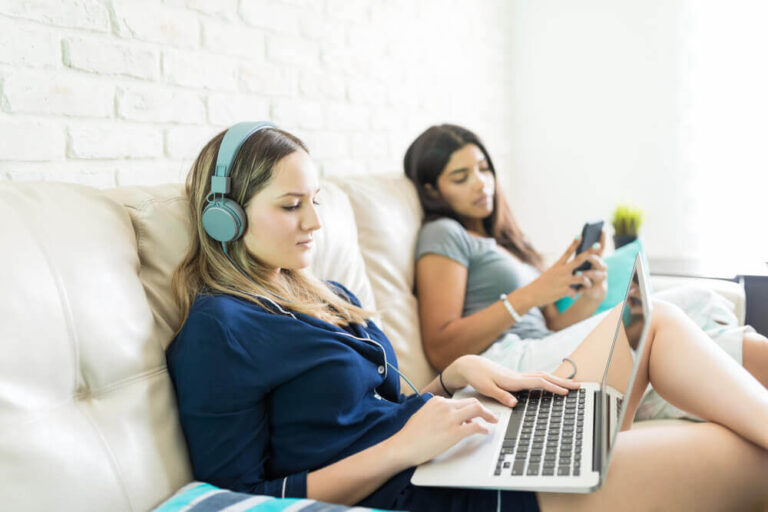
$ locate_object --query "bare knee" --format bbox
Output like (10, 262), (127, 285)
(743, 331), (768, 389)
(650, 297), (684, 319)
(743, 331), (768, 361)
(744, 331), (768, 346)
(648, 298), (688, 338)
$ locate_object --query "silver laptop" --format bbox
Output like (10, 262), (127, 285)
(412, 254), (652, 493)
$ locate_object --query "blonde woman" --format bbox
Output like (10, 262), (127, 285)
(167, 122), (768, 512)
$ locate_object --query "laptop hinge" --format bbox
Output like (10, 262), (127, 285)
(592, 390), (602, 474)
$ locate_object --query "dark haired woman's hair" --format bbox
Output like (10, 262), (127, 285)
(404, 123), (544, 269)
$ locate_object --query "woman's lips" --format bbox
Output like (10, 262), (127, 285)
(297, 239), (314, 248)
(473, 195), (492, 206)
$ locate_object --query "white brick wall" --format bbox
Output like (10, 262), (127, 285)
(0, 18), (60, 67)
(0, 120), (65, 161)
(0, 0), (515, 187)
(68, 124), (164, 159)
(2, 70), (114, 117)
(63, 36), (159, 80)
(0, 0), (110, 32)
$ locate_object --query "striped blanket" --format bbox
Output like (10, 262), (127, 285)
(153, 481), (399, 512)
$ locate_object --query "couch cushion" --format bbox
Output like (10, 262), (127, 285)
(312, 180), (377, 310)
(651, 276), (746, 326)
(103, 184), (193, 350)
(104, 180), (376, 349)
(0, 182), (191, 511)
(330, 175), (435, 391)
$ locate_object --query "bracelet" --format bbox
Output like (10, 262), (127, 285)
(439, 371), (453, 397)
(500, 293), (523, 323)
(562, 357), (578, 379)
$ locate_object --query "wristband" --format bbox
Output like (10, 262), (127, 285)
(562, 357), (578, 379)
(500, 293), (523, 323)
(439, 371), (453, 397)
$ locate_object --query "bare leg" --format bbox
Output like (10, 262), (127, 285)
(551, 299), (768, 447)
(537, 300), (768, 511)
(641, 300), (768, 448)
(744, 331), (768, 388)
(537, 422), (768, 512)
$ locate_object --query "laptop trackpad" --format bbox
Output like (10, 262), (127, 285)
(412, 390), (508, 486)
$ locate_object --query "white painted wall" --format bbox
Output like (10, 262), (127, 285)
(0, 0), (515, 188)
(684, 0), (768, 267)
(3, 1), (763, 265)
(504, 0), (692, 260)
(504, 0), (768, 265)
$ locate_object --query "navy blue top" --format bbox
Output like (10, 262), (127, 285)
(167, 282), (540, 511)
(166, 282), (429, 500)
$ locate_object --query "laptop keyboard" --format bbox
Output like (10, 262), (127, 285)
(495, 388), (586, 477)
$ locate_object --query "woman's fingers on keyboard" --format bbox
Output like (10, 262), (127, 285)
(543, 373), (581, 389)
(454, 400), (498, 424)
(534, 378), (569, 395)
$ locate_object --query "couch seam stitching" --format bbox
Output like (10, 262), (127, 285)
(76, 365), (168, 400)
(12, 192), (85, 404)
(75, 401), (136, 512)
(72, 367), (170, 512)
(10, 189), (134, 510)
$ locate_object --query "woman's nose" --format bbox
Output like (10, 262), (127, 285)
(301, 202), (322, 232)
(471, 170), (486, 190)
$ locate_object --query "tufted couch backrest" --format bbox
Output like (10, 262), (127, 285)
(0, 175), (434, 511)
(0, 182), (192, 511)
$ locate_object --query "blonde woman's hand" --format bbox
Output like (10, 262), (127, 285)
(389, 395), (499, 467)
(445, 355), (581, 408)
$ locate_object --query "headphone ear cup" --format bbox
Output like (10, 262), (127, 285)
(202, 198), (247, 242)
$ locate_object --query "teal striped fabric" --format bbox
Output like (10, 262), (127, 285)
(153, 481), (400, 512)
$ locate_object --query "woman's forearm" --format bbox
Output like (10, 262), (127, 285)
(546, 294), (601, 331)
(420, 356), (470, 395)
(422, 288), (537, 370)
(306, 436), (411, 506)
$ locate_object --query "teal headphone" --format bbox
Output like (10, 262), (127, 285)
(202, 121), (277, 243)
(201, 120), (295, 306)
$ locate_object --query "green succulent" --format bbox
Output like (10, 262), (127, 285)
(611, 204), (643, 237)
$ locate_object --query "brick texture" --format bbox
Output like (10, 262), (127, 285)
(0, 0), (514, 188)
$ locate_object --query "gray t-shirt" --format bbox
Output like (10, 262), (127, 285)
(415, 218), (552, 340)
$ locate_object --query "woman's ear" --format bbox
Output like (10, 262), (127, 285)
(424, 183), (440, 199)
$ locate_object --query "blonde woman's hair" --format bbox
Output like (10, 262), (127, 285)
(172, 126), (372, 332)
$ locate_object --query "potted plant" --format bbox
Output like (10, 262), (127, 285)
(611, 203), (643, 249)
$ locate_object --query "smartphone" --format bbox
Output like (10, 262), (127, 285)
(571, 220), (604, 290)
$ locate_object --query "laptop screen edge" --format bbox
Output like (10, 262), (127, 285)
(598, 254), (654, 483)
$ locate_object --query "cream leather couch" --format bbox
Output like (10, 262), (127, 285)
(0, 176), (745, 511)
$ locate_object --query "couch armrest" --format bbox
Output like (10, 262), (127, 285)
(649, 276), (746, 326)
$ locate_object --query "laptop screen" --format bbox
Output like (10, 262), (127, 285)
(600, 255), (652, 469)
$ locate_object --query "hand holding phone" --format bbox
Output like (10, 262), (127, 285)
(571, 220), (604, 290)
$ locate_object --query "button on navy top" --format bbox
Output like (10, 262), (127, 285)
(166, 282), (429, 499)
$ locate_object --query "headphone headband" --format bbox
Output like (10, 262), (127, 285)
(210, 121), (277, 194)
(203, 121), (277, 243)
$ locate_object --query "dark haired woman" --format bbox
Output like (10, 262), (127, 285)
(405, 124), (768, 420)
